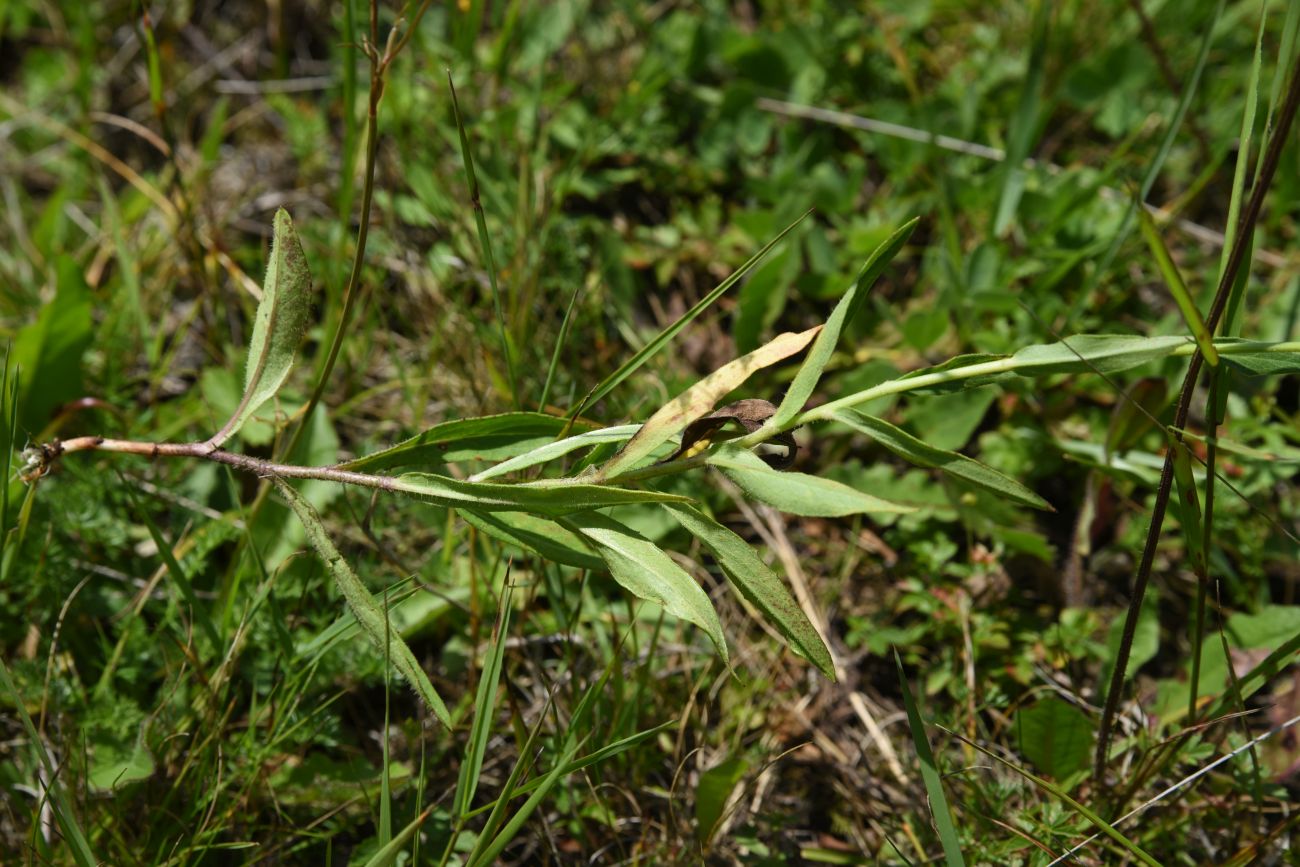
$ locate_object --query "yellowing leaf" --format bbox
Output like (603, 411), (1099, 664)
(598, 326), (821, 479)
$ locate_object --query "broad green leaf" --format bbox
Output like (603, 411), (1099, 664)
(695, 756), (749, 846)
(771, 218), (918, 429)
(276, 480), (451, 727)
(1216, 338), (1300, 376)
(471, 424), (638, 481)
(209, 209), (313, 447)
(895, 651), (965, 867)
(565, 511), (727, 661)
(6, 256), (91, 454)
(834, 411), (1051, 511)
(392, 473), (690, 513)
(666, 504), (834, 678)
(341, 412), (586, 473)
(87, 734), (155, 792)
(708, 445), (913, 517)
(570, 210), (812, 420)
(458, 509), (604, 571)
(1015, 698), (1093, 781)
(1135, 204), (1218, 365)
(599, 326), (821, 479)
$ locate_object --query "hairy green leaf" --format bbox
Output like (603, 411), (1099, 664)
(772, 218), (918, 428)
(393, 473), (690, 513)
(565, 511), (727, 661)
(276, 480), (451, 727)
(835, 411), (1051, 511)
(341, 412), (586, 473)
(472, 424), (639, 481)
(708, 445), (913, 517)
(458, 509), (604, 571)
(666, 504), (834, 678)
(209, 209), (313, 447)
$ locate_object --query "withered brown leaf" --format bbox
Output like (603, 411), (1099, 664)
(666, 398), (797, 469)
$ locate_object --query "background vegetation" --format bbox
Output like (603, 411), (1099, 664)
(3, 0), (1300, 863)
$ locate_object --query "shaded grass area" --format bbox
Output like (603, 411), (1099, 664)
(3, 1), (1300, 863)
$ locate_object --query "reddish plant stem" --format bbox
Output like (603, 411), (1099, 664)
(1093, 57), (1300, 784)
(51, 436), (401, 492)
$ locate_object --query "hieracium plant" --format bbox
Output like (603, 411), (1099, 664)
(20, 203), (1300, 738)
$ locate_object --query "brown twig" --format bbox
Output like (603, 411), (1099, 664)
(27, 436), (403, 493)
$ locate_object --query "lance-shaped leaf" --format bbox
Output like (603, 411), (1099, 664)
(564, 511), (727, 662)
(458, 509), (604, 571)
(341, 412), (588, 473)
(666, 503), (834, 678)
(598, 326), (821, 480)
(276, 480), (451, 727)
(708, 444), (913, 517)
(471, 424), (639, 481)
(834, 411), (1052, 511)
(1136, 203), (1218, 366)
(209, 209), (313, 448)
(392, 472), (690, 514)
(771, 218), (918, 428)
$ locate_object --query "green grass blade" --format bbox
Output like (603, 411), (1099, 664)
(448, 71), (518, 408)
(467, 738), (583, 867)
(362, 807), (431, 867)
(276, 479), (452, 727)
(568, 209), (813, 421)
(894, 649), (965, 867)
(1082, 0), (1224, 298)
(123, 483), (221, 651)
(992, 0), (1050, 235)
(947, 728), (1161, 867)
(1135, 203), (1218, 365)
(539, 280), (583, 411)
(0, 657), (98, 867)
(666, 503), (835, 678)
(454, 577), (514, 819)
(771, 218), (917, 429)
